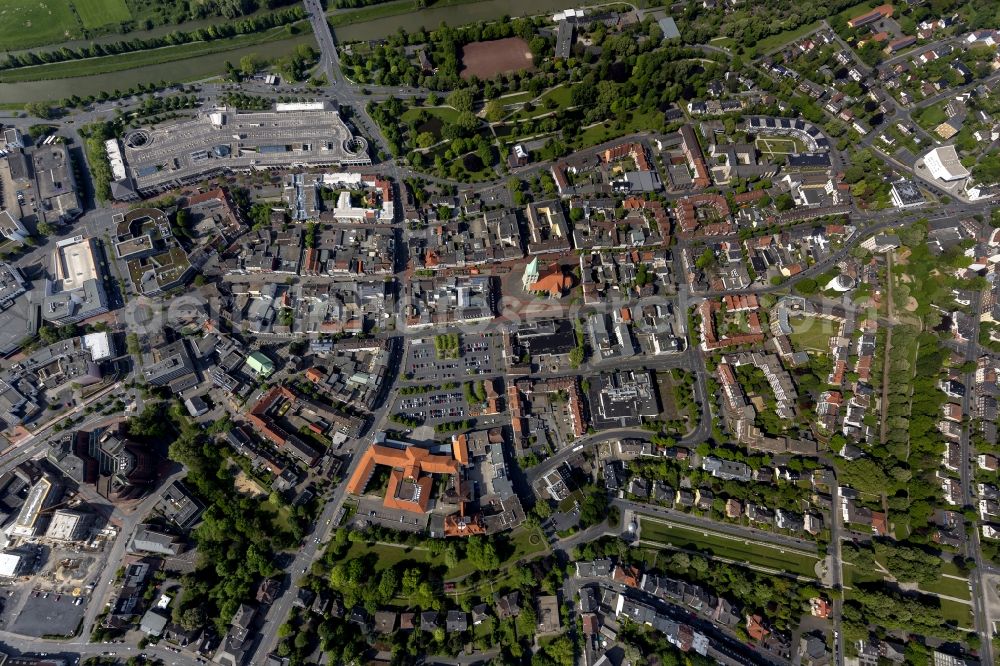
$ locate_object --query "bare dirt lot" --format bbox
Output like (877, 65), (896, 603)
(234, 470), (267, 497)
(460, 37), (535, 80)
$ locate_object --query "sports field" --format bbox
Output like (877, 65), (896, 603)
(0, 1), (80, 50)
(756, 135), (808, 156)
(460, 37), (535, 80)
(74, 0), (132, 29)
(0, 0), (132, 50)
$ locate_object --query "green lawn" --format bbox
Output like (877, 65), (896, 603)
(709, 36), (735, 50)
(919, 575), (972, 601)
(940, 560), (966, 577)
(787, 315), (840, 352)
(842, 563), (883, 588)
(755, 20), (823, 53)
(328, 0), (484, 27)
(539, 85), (572, 108)
(639, 517), (821, 578)
(499, 90), (534, 106)
(756, 135), (808, 156)
(938, 597), (973, 627)
(346, 540), (469, 574)
(267, 503), (298, 539)
(401, 105), (462, 125)
(0, 24), (308, 82)
(0, 0), (81, 50)
(507, 524), (548, 561)
(297, 426), (331, 450)
(330, 0), (423, 28)
(885, 123), (923, 155)
(916, 103), (948, 131)
(338, 526), (545, 607)
(517, 85), (572, 119)
(74, 0), (131, 29)
(574, 109), (664, 150)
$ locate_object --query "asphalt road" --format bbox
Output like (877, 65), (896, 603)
(0, 636), (201, 666)
(958, 291), (994, 665)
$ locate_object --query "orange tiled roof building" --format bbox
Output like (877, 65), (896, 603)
(346, 437), (494, 536)
(522, 257), (572, 298)
(346, 443), (461, 514)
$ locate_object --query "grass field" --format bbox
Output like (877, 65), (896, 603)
(0, 1), (81, 50)
(709, 36), (735, 50)
(938, 597), (973, 627)
(756, 136), (807, 156)
(499, 90), (533, 106)
(0, 24), (305, 82)
(330, 0), (423, 27)
(918, 575), (972, 601)
(884, 123), (923, 155)
(541, 85), (571, 106)
(755, 20), (823, 54)
(401, 105), (462, 125)
(74, 0), (132, 29)
(639, 517), (821, 578)
(574, 109), (664, 150)
(266, 503), (297, 537)
(328, 0), (485, 28)
(915, 103), (948, 132)
(507, 523), (548, 561)
(842, 563), (883, 588)
(516, 84), (571, 118)
(787, 315), (840, 352)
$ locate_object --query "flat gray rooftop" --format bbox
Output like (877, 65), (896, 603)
(121, 107), (370, 193)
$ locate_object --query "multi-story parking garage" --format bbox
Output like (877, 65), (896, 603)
(106, 101), (371, 200)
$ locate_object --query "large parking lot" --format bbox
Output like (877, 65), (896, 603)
(395, 390), (468, 426)
(404, 333), (502, 383)
(9, 590), (87, 637)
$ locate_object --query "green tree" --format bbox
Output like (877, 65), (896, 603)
(447, 88), (474, 113)
(793, 277), (818, 296)
(25, 102), (54, 119)
(239, 53), (258, 76)
(466, 536), (500, 571)
(485, 98), (505, 122)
